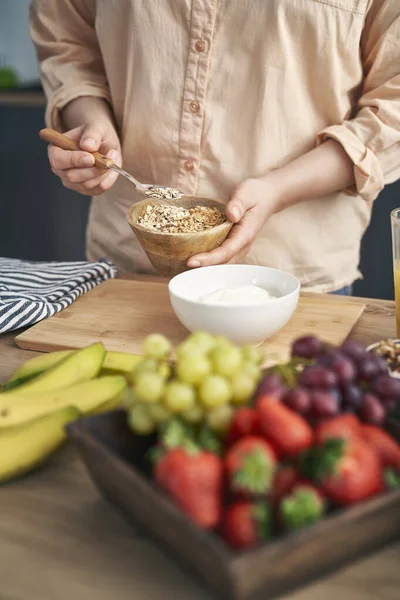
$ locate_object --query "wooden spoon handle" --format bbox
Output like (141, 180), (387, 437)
(39, 128), (114, 169)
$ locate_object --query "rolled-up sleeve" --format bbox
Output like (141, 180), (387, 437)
(30, 0), (110, 130)
(317, 2), (400, 202)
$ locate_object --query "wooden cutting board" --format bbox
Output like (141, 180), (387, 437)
(15, 279), (365, 365)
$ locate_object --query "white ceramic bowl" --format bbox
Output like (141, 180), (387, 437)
(168, 265), (300, 346)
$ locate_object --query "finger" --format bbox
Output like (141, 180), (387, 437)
(107, 149), (122, 167)
(81, 170), (119, 193)
(60, 170), (118, 195)
(226, 180), (258, 223)
(187, 219), (254, 267)
(59, 165), (108, 184)
(79, 122), (110, 152)
(49, 145), (95, 170)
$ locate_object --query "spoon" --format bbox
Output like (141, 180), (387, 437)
(39, 128), (184, 199)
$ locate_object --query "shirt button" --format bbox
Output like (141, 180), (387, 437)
(195, 39), (205, 53)
(184, 160), (194, 172)
(189, 101), (200, 113)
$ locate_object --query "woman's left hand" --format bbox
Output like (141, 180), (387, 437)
(187, 175), (282, 268)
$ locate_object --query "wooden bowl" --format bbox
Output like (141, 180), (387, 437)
(126, 197), (232, 278)
(67, 411), (400, 600)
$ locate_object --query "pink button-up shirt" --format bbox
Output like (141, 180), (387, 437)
(30, 0), (400, 291)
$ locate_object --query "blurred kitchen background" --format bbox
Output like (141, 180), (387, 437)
(0, 0), (399, 299)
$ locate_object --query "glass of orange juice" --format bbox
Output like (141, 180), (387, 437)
(391, 208), (400, 336)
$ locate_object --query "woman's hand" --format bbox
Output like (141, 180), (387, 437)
(48, 115), (122, 196)
(187, 139), (355, 268)
(187, 175), (282, 267)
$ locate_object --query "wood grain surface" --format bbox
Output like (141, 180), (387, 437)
(0, 274), (399, 600)
(14, 279), (365, 366)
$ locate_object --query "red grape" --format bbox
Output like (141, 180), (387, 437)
(310, 390), (340, 418)
(317, 348), (344, 366)
(341, 339), (367, 361)
(291, 335), (324, 359)
(299, 366), (337, 389)
(330, 355), (356, 386)
(357, 358), (380, 382)
(359, 393), (386, 426)
(342, 384), (363, 411)
(283, 387), (311, 414)
(383, 398), (398, 412)
(370, 354), (389, 376)
(371, 375), (400, 399)
(256, 373), (286, 399)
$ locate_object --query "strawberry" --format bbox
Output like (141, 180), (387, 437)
(299, 437), (383, 505)
(361, 424), (400, 469)
(154, 445), (222, 529)
(256, 395), (313, 458)
(226, 408), (261, 446)
(222, 501), (273, 550)
(314, 414), (362, 445)
(224, 435), (277, 496)
(279, 484), (325, 532)
(268, 465), (302, 505)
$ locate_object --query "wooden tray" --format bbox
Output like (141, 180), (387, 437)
(15, 280), (365, 366)
(67, 411), (400, 600)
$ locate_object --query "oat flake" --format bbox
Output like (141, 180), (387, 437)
(137, 204), (225, 233)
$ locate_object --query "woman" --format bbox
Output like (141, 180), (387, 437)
(30, 0), (400, 293)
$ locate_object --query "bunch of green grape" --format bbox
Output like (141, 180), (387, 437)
(125, 332), (263, 436)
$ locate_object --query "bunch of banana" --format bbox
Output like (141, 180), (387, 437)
(0, 343), (142, 484)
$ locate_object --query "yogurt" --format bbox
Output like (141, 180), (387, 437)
(199, 284), (277, 305)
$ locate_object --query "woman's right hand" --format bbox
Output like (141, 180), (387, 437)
(48, 121), (122, 195)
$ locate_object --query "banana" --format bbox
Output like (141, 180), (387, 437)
(5, 350), (72, 385)
(100, 350), (143, 376)
(0, 375), (127, 428)
(0, 405), (79, 484)
(1, 343), (106, 396)
(2, 348), (142, 391)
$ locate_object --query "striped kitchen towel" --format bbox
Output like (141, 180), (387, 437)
(0, 258), (117, 334)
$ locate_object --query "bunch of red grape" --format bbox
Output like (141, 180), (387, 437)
(256, 336), (400, 426)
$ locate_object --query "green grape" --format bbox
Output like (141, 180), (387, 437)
(213, 335), (233, 350)
(207, 405), (234, 433)
(164, 380), (196, 413)
(148, 403), (170, 424)
(121, 386), (138, 409)
(199, 375), (231, 409)
(134, 371), (165, 404)
(242, 361), (262, 382)
(128, 404), (155, 436)
(187, 331), (216, 354)
(158, 361), (171, 380)
(181, 404), (205, 424)
(231, 371), (257, 405)
(142, 333), (172, 360)
(131, 357), (159, 381)
(176, 340), (204, 360)
(241, 344), (263, 365)
(210, 346), (242, 378)
(176, 353), (211, 385)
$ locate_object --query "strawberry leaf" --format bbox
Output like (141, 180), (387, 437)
(299, 438), (345, 483)
(197, 424), (222, 455)
(281, 487), (324, 531)
(233, 449), (274, 494)
(384, 468), (400, 490)
(146, 444), (165, 464)
(252, 502), (273, 541)
(160, 418), (189, 449)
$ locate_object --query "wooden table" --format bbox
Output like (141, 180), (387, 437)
(0, 278), (399, 600)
